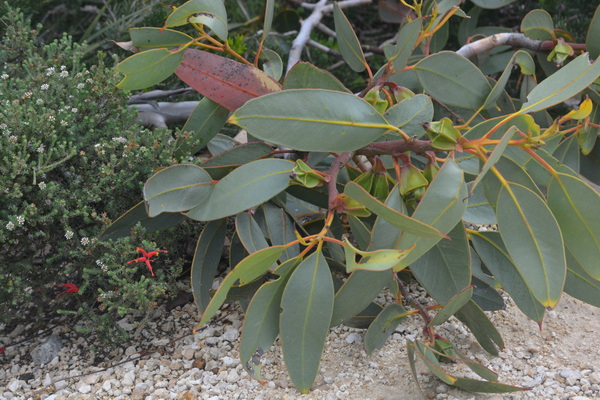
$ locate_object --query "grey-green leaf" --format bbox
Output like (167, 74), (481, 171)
(333, 2), (367, 72)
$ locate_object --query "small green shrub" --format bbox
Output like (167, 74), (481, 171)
(0, 5), (193, 342)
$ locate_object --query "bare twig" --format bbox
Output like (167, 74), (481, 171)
(130, 101), (200, 129)
(287, 0), (373, 72)
(456, 32), (586, 59)
(128, 88), (196, 103)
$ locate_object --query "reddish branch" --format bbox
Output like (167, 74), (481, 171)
(326, 151), (354, 209)
(356, 139), (437, 156)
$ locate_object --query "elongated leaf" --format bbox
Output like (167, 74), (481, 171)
(471, 0), (516, 9)
(201, 142), (274, 169)
(283, 62), (351, 92)
(191, 219), (227, 314)
(464, 182), (496, 225)
(364, 303), (409, 354)
(564, 248), (600, 307)
(453, 378), (526, 393)
(198, 245), (290, 326)
(346, 215), (372, 250)
(173, 97), (230, 158)
(520, 53), (600, 113)
(331, 269), (394, 327)
(471, 276), (506, 311)
(345, 181), (444, 239)
(587, 5), (600, 59)
(383, 94), (434, 137)
(396, 159), (468, 267)
(333, 2), (367, 72)
(98, 201), (185, 240)
(176, 49), (281, 112)
(482, 155), (543, 209)
(369, 184), (407, 250)
(187, 159), (293, 221)
(497, 183), (566, 307)
(456, 300), (503, 355)
(235, 212), (270, 254)
(117, 48), (185, 90)
(129, 27), (193, 50)
(410, 222), (472, 304)
(386, 18), (422, 71)
(230, 89), (391, 152)
(240, 257), (299, 381)
(261, 202), (300, 262)
(280, 251), (334, 393)
(343, 239), (412, 272)
(143, 164), (214, 217)
(164, 0), (228, 40)
(429, 286), (473, 326)
(547, 172), (600, 279)
(413, 51), (491, 110)
(343, 302), (383, 329)
(483, 51), (531, 109)
(262, 0), (275, 41)
(471, 231), (546, 322)
(469, 126), (516, 195)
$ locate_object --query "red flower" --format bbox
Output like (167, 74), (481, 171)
(53, 283), (79, 299)
(127, 247), (168, 276)
(0, 347), (5, 356)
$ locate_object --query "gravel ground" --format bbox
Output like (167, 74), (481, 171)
(1, 286), (599, 400)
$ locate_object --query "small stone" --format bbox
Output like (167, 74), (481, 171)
(435, 384), (448, 393)
(124, 346), (137, 356)
(222, 328), (239, 342)
(571, 397), (591, 400)
(170, 360), (183, 371)
(102, 379), (112, 391)
(346, 333), (362, 344)
(588, 372), (600, 384)
(122, 370), (135, 387)
(116, 317), (134, 331)
(222, 356), (238, 368)
(31, 335), (62, 365)
(226, 370), (240, 383)
(161, 321), (173, 332)
(192, 358), (206, 369)
(561, 369), (582, 380)
(77, 382), (92, 394)
(7, 379), (23, 392)
(182, 348), (195, 360)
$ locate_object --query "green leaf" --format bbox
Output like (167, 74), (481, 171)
(333, 2), (367, 72)
(455, 300), (504, 355)
(464, 182), (497, 225)
(520, 53), (600, 113)
(386, 18), (422, 72)
(240, 257), (300, 381)
(143, 164), (214, 217)
(283, 62), (351, 92)
(261, 202), (300, 262)
(552, 135), (580, 173)
(186, 159), (294, 221)
(199, 245), (290, 326)
(587, 5), (600, 59)
(229, 89), (391, 152)
(129, 27), (193, 50)
(262, 0), (275, 41)
(429, 286), (473, 326)
(117, 48), (184, 90)
(564, 248), (600, 307)
(200, 142), (274, 179)
(190, 220), (227, 314)
(235, 212), (270, 254)
(413, 51), (491, 110)
(497, 183), (566, 307)
(578, 103), (599, 155)
(259, 48), (283, 81)
(344, 182), (445, 239)
(369, 184), (408, 250)
(364, 303), (409, 354)
(468, 126), (516, 196)
(342, 302), (383, 329)
(410, 222), (472, 304)
(173, 97), (230, 158)
(280, 250), (334, 393)
(396, 159), (468, 267)
(343, 239), (413, 272)
(471, 231), (546, 322)
(346, 215), (372, 250)
(470, 0), (516, 9)
(164, 0), (228, 40)
(383, 94), (434, 137)
(452, 378), (526, 393)
(547, 172), (600, 279)
(471, 276), (506, 311)
(98, 201), (185, 240)
(482, 155), (543, 209)
(330, 269), (394, 327)
(483, 51), (532, 109)
(520, 9), (554, 41)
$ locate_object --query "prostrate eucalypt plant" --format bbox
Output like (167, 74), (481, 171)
(111, 0), (600, 395)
